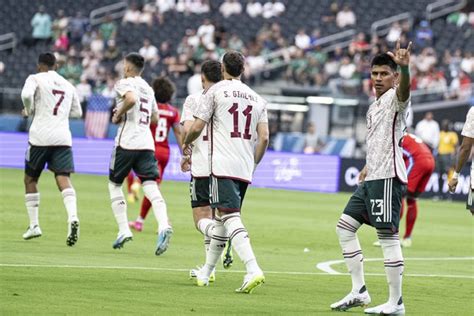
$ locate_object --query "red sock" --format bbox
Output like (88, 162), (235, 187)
(126, 173), (134, 194)
(404, 198), (417, 239)
(140, 197), (152, 220)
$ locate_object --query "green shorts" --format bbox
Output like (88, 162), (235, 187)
(25, 144), (74, 178)
(210, 176), (248, 212)
(109, 147), (159, 184)
(343, 178), (406, 232)
(190, 177), (210, 208)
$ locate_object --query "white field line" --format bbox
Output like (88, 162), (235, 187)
(316, 257), (474, 279)
(0, 260), (473, 279)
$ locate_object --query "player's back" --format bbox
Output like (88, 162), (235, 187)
(210, 79), (267, 182)
(27, 71), (77, 146)
(114, 76), (157, 151)
(402, 133), (433, 161)
(151, 103), (180, 151)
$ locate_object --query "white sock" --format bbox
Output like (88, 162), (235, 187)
(61, 188), (78, 223)
(223, 213), (261, 275)
(336, 214), (365, 294)
(25, 193), (40, 228)
(204, 235), (211, 253)
(197, 218), (214, 238)
(378, 229), (404, 306)
(203, 217), (227, 277)
(142, 181), (169, 233)
(135, 216), (144, 223)
(108, 182), (130, 234)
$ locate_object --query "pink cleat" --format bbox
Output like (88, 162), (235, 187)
(129, 221), (143, 232)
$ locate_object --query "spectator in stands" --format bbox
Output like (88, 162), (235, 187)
(386, 22), (402, 44)
(304, 123), (323, 154)
(54, 30), (69, 53)
(30, 5), (52, 44)
(104, 40), (121, 61)
(228, 34), (244, 52)
(197, 19), (215, 47)
(246, 0), (263, 18)
(262, 0), (286, 19)
(295, 28), (311, 50)
(76, 75), (92, 115)
(349, 32), (370, 54)
(336, 5), (356, 28)
(414, 47), (437, 73)
(461, 52), (473, 74)
(156, 0), (176, 13)
(219, 0), (242, 18)
(123, 3), (141, 24)
(187, 64), (202, 95)
(446, 10), (469, 27)
(186, 28), (200, 49)
(286, 49), (309, 84)
(139, 38), (160, 67)
(446, 70), (472, 100)
(322, 2), (339, 23)
(52, 9), (69, 41)
(90, 32), (105, 58)
(101, 78), (117, 99)
(58, 58), (82, 84)
(415, 20), (433, 50)
(415, 112), (440, 152)
(436, 119), (458, 199)
(159, 41), (173, 64)
(99, 15), (117, 44)
(310, 28), (321, 47)
(69, 11), (89, 46)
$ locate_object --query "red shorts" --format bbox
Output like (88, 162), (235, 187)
(407, 157), (435, 194)
(155, 150), (170, 184)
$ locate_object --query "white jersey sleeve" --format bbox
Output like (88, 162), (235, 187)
(21, 75), (38, 113)
(113, 77), (156, 151)
(194, 87), (216, 123)
(461, 107), (474, 138)
(180, 93), (200, 124)
(69, 90), (83, 118)
(25, 71), (78, 146)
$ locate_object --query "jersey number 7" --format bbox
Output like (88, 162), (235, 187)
(52, 89), (65, 115)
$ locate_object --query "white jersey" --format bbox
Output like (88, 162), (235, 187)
(194, 79), (268, 183)
(365, 88), (409, 183)
(461, 107), (474, 189)
(21, 71), (82, 146)
(181, 92), (209, 178)
(114, 76), (158, 151)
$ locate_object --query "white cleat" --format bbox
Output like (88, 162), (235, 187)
(235, 271), (265, 294)
(113, 231), (133, 249)
(373, 240), (381, 247)
(331, 289), (371, 311)
(401, 238), (412, 248)
(193, 267), (210, 287)
(23, 225), (42, 240)
(364, 302), (405, 315)
(189, 266), (216, 282)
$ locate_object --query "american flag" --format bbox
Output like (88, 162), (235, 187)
(85, 94), (112, 139)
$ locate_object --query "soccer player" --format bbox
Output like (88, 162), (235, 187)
(180, 60), (222, 281)
(182, 51), (269, 293)
(109, 53), (172, 255)
(331, 40), (412, 315)
(373, 133), (435, 248)
(128, 76), (182, 232)
(21, 52), (82, 246)
(448, 107), (474, 214)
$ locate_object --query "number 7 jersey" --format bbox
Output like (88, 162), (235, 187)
(194, 79), (268, 183)
(114, 76), (158, 151)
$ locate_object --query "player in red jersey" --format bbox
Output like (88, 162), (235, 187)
(129, 76), (182, 232)
(374, 133), (435, 248)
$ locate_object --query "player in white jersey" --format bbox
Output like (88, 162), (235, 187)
(182, 51), (269, 293)
(448, 106), (474, 213)
(331, 40), (412, 315)
(180, 60), (222, 282)
(108, 53), (172, 254)
(20, 52), (82, 246)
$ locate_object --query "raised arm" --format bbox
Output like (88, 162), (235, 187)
(387, 39), (412, 103)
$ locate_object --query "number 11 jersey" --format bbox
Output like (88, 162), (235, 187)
(114, 76), (158, 151)
(194, 79), (268, 183)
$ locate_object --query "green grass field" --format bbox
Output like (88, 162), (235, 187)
(0, 168), (473, 315)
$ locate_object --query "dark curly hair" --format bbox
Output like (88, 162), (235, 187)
(152, 76), (176, 103)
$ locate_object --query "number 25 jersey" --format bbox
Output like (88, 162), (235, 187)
(21, 71), (82, 146)
(194, 79), (268, 183)
(114, 76), (158, 151)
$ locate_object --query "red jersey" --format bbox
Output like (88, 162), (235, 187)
(150, 103), (180, 152)
(402, 133), (433, 172)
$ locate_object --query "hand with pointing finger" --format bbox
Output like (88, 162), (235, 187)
(387, 39), (412, 67)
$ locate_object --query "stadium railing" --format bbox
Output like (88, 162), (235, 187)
(0, 32), (17, 52)
(371, 12), (413, 37)
(89, 1), (128, 26)
(426, 0), (468, 21)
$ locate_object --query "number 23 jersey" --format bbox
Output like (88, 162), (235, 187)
(114, 76), (158, 151)
(194, 79), (268, 183)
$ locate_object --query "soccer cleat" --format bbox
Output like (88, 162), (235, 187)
(235, 272), (265, 294)
(364, 302), (405, 315)
(331, 290), (371, 311)
(193, 268), (210, 287)
(155, 227), (173, 256)
(22, 225), (42, 240)
(66, 221), (79, 247)
(222, 240), (233, 269)
(129, 221), (143, 232)
(373, 240), (381, 247)
(189, 266), (216, 282)
(127, 193), (137, 203)
(113, 231), (133, 249)
(401, 238), (412, 248)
